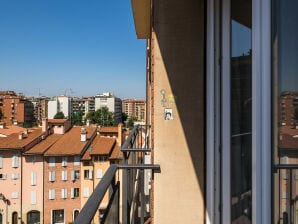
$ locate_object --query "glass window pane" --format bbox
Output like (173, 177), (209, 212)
(231, 0), (252, 222)
(272, 0), (298, 223)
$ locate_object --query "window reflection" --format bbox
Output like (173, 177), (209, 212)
(231, 0), (252, 223)
(273, 0), (298, 223)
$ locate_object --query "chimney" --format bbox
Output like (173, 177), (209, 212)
(24, 129), (28, 135)
(42, 118), (48, 133)
(18, 132), (23, 140)
(86, 119), (90, 127)
(118, 123), (123, 146)
(81, 127), (87, 142)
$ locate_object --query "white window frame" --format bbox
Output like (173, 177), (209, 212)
(61, 170), (67, 181)
(30, 190), (37, 205)
(62, 156), (68, 167)
(74, 156), (80, 166)
(61, 188), (67, 199)
(49, 157), (55, 167)
(49, 189), (55, 200)
(31, 171), (37, 186)
(12, 155), (18, 168)
(49, 171), (55, 182)
(206, 0), (271, 223)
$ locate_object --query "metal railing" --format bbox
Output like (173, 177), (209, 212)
(75, 125), (160, 224)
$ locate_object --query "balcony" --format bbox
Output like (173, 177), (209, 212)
(75, 125), (160, 224)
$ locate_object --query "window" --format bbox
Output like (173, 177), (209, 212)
(49, 189), (55, 200)
(71, 170), (80, 181)
(61, 171), (67, 181)
(0, 155), (2, 168)
(52, 210), (64, 223)
(49, 157), (55, 167)
(71, 188), (80, 198)
(12, 155), (18, 168)
(11, 192), (18, 199)
(96, 169), (103, 179)
(83, 187), (89, 198)
(61, 188), (67, 199)
(83, 161), (91, 166)
(49, 171), (55, 182)
(31, 172), (37, 186)
(31, 156), (36, 163)
(84, 170), (93, 179)
(62, 156), (67, 167)
(0, 173), (7, 180)
(73, 210), (79, 222)
(74, 156), (80, 166)
(27, 211), (40, 224)
(12, 212), (17, 224)
(30, 191), (37, 205)
(11, 173), (19, 180)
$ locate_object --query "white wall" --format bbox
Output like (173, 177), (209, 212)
(48, 100), (58, 119)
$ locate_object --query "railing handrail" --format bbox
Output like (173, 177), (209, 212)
(74, 164), (118, 224)
(121, 125), (139, 149)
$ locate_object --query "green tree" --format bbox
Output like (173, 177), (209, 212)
(71, 110), (84, 126)
(54, 111), (65, 119)
(86, 107), (115, 126)
(121, 112), (128, 123)
(127, 116), (138, 130)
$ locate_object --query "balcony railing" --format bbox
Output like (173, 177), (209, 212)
(75, 125), (160, 224)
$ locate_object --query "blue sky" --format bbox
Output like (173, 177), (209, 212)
(0, 1), (146, 99)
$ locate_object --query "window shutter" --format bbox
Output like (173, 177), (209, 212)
(71, 188), (74, 198)
(89, 170), (93, 179)
(12, 155), (18, 168)
(31, 172), (37, 185)
(0, 155), (3, 168)
(61, 189), (67, 199)
(12, 173), (19, 180)
(97, 169), (103, 179)
(74, 156), (80, 166)
(62, 157), (68, 167)
(49, 157), (55, 167)
(49, 171), (55, 182)
(30, 191), (37, 204)
(62, 171), (67, 181)
(71, 171), (75, 181)
(83, 187), (89, 197)
(11, 192), (18, 199)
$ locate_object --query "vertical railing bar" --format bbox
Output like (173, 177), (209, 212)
(140, 169), (145, 224)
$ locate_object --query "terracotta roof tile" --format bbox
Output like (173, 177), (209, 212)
(0, 126), (26, 136)
(81, 149), (91, 161)
(0, 128), (43, 149)
(100, 126), (118, 133)
(48, 119), (68, 124)
(24, 134), (63, 154)
(110, 143), (123, 160)
(44, 126), (96, 156)
(90, 136), (116, 155)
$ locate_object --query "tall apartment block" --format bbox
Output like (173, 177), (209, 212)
(48, 95), (71, 119)
(122, 99), (146, 122)
(0, 91), (35, 126)
(71, 97), (95, 119)
(95, 92), (122, 124)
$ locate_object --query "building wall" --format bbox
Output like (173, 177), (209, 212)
(44, 156), (81, 224)
(57, 96), (70, 119)
(151, 0), (205, 223)
(0, 150), (22, 224)
(22, 155), (44, 224)
(48, 100), (58, 119)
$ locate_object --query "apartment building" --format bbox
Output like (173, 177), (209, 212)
(43, 126), (96, 224)
(71, 97), (95, 119)
(0, 128), (43, 224)
(95, 92), (122, 124)
(48, 95), (71, 119)
(122, 99), (146, 122)
(0, 122), (26, 137)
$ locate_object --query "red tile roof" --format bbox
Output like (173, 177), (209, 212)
(90, 136), (116, 155)
(0, 125), (26, 136)
(0, 128), (43, 149)
(48, 119), (68, 124)
(99, 126), (118, 133)
(44, 126), (96, 156)
(110, 143), (123, 160)
(24, 134), (63, 154)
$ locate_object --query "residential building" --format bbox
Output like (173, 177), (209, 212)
(122, 99), (146, 122)
(43, 126), (96, 224)
(0, 122), (26, 137)
(95, 92), (122, 124)
(48, 95), (71, 119)
(0, 128), (43, 224)
(71, 97), (95, 119)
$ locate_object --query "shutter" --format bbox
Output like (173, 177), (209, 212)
(0, 155), (2, 168)
(71, 188), (74, 198)
(31, 172), (37, 185)
(49, 190), (52, 199)
(97, 169), (103, 179)
(30, 191), (37, 204)
(74, 156), (80, 166)
(84, 187), (89, 197)
(12, 173), (18, 180)
(71, 171), (75, 181)
(12, 155), (18, 168)
(62, 157), (68, 167)
(12, 192), (18, 199)
(89, 170), (93, 179)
